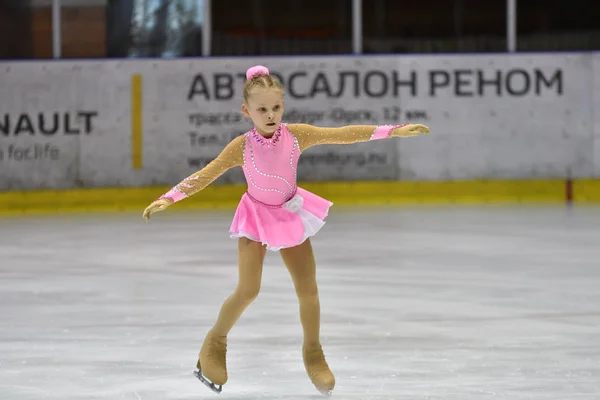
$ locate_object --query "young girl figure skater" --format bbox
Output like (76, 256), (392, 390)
(143, 65), (430, 396)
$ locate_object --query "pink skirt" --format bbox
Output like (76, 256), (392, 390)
(229, 187), (333, 251)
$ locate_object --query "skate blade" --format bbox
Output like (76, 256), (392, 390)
(318, 389), (332, 397)
(194, 369), (223, 394)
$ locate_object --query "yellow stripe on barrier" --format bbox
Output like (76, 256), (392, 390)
(131, 74), (143, 170)
(1, 179), (599, 216)
(573, 179), (600, 202)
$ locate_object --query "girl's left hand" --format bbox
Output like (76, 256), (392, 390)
(391, 124), (430, 137)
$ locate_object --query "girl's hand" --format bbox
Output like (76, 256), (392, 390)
(143, 198), (172, 221)
(391, 124), (430, 137)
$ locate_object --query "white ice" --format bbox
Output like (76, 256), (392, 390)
(1, 205), (599, 399)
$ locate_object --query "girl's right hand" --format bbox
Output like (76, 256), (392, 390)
(143, 198), (172, 221)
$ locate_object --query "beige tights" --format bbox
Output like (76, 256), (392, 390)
(210, 237), (267, 336)
(280, 239), (321, 346)
(209, 237), (321, 345)
(201, 237), (329, 390)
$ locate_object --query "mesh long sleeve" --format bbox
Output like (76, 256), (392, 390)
(286, 123), (378, 151)
(162, 135), (245, 200)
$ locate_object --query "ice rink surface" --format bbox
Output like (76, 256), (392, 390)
(1, 204), (599, 400)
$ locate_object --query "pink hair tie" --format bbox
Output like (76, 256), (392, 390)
(246, 65), (270, 80)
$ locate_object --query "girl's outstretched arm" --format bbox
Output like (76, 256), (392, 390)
(143, 135), (244, 220)
(287, 123), (430, 152)
(159, 135), (245, 203)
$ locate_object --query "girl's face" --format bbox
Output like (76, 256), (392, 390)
(242, 88), (284, 136)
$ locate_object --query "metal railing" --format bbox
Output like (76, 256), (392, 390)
(210, 30), (600, 56)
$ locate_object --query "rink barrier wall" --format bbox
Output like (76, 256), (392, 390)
(2, 52), (600, 213)
(1, 178), (599, 215)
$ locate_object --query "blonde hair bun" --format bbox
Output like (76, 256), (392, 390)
(243, 65), (283, 102)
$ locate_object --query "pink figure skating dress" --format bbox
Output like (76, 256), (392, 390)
(158, 122), (402, 251)
(229, 123), (332, 250)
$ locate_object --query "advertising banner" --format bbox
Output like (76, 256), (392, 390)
(0, 52), (596, 190)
